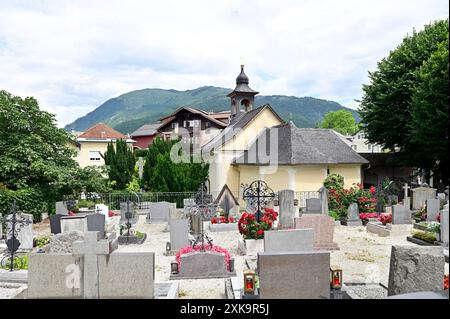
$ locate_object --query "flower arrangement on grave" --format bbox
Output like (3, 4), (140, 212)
(176, 244), (232, 271)
(326, 181), (377, 220)
(444, 274), (449, 290)
(359, 212), (379, 225)
(378, 213), (392, 225)
(414, 206), (427, 222)
(427, 221), (440, 234)
(238, 208), (278, 240)
(211, 216), (238, 224)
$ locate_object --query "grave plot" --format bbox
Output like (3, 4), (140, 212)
(118, 199), (147, 245)
(169, 183), (236, 280)
(366, 204), (413, 237)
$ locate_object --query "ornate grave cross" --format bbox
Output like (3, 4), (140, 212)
(243, 180), (276, 222)
(190, 182), (218, 251)
(125, 198), (132, 237)
(403, 183), (410, 199)
(0, 200), (32, 271)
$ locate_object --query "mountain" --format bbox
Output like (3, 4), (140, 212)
(65, 86), (360, 134)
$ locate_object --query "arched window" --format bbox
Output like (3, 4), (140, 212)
(240, 98), (250, 111)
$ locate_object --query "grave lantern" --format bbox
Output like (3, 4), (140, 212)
(243, 270), (256, 295)
(229, 258), (235, 273)
(330, 266), (342, 289)
(166, 242), (171, 253)
(170, 260), (179, 274)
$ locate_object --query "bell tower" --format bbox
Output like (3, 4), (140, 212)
(227, 64), (259, 123)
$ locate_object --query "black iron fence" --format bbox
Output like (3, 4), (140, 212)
(67, 190), (321, 211)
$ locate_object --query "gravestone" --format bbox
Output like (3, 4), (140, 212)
(28, 254), (83, 298)
(98, 251), (155, 298)
(295, 215), (339, 250)
(61, 215), (88, 233)
(387, 245), (444, 296)
(183, 198), (195, 216)
(305, 198), (321, 214)
(120, 202), (137, 224)
(28, 231), (155, 299)
(441, 204), (448, 246)
(214, 184), (239, 218)
(347, 203), (360, 226)
(73, 231), (116, 298)
(437, 193), (446, 208)
(169, 219), (190, 251)
(258, 251), (330, 299)
(264, 229), (314, 253)
(319, 187), (329, 215)
(392, 204), (411, 225)
(86, 214), (106, 238)
(412, 187), (437, 210)
(95, 204), (109, 216)
(49, 214), (64, 234)
(278, 190), (295, 229)
(146, 202), (174, 223)
(6, 213), (33, 250)
(172, 251), (234, 279)
(426, 199), (440, 222)
(55, 201), (69, 215)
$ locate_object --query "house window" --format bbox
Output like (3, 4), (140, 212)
(205, 122), (211, 128)
(171, 122), (178, 129)
(352, 145), (357, 151)
(368, 144), (372, 151)
(89, 151), (101, 161)
(183, 121), (188, 127)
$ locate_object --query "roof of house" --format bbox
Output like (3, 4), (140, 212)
(130, 124), (161, 137)
(202, 104), (284, 152)
(158, 106), (230, 127)
(233, 121), (369, 165)
(77, 123), (129, 140)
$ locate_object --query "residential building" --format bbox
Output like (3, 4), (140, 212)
(130, 123), (161, 149)
(75, 123), (135, 168)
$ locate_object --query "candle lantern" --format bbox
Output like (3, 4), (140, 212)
(229, 258), (235, 273)
(166, 242), (171, 253)
(243, 270), (256, 295)
(170, 260), (179, 274)
(330, 266), (342, 289)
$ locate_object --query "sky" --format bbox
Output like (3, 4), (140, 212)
(0, 0), (448, 128)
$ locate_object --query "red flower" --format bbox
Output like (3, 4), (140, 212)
(369, 186), (376, 195)
(68, 211), (76, 216)
(444, 274), (449, 290)
(257, 229), (263, 235)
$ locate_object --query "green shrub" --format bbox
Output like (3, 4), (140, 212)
(324, 174), (344, 190)
(135, 230), (145, 239)
(328, 210), (340, 221)
(35, 235), (51, 248)
(412, 230), (436, 243)
(135, 149), (148, 158)
(76, 200), (96, 209)
(0, 255), (29, 270)
(0, 188), (46, 222)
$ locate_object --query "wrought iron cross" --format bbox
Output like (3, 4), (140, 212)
(125, 198), (132, 237)
(242, 180), (276, 222)
(191, 182), (217, 251)
(1, 200), (32, 272)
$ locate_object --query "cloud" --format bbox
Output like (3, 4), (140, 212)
(0, 0), (448, 127)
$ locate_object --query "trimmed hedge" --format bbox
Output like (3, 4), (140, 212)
(0, 188), (46, 222)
